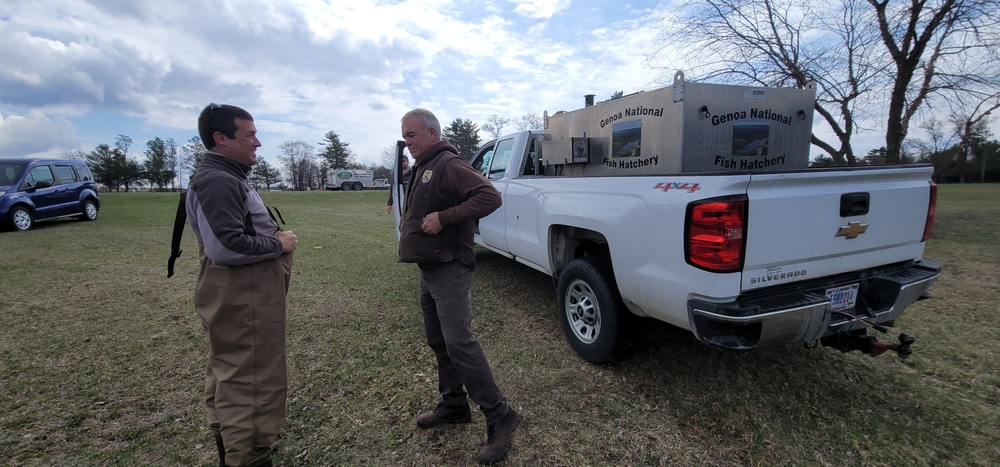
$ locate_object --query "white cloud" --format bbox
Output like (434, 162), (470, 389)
(0, 111), (80, 157)
(510, 0), (571, 19)
(0, 0), (685, 165)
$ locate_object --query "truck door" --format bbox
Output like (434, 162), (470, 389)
(471, 137), (515, 252)
(497, 135), (546, 268)
(392, 140), (407, 240)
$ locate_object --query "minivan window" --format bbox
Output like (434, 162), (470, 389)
(53, 165), (78, 184)
(25, 165), (55, 188)
(78, 165), (93, 181)
(1, 163), (25, 185)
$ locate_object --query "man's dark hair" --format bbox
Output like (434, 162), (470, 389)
(198, 103), (254, 150)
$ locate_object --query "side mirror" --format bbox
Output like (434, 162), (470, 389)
(34, 180), (53, 189)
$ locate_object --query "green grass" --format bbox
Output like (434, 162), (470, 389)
(1, 185), (998, 466)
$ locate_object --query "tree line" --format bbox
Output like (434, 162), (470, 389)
(70, 130), (362, 192)
(68, 111), (548, 193)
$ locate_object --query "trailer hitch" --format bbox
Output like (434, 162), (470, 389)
(819, 331), (915, 359)
(869, 333), (915, 359)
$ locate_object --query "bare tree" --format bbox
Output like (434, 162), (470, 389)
(115, 134), (133, 158)
(379, 145), (397, 168)
(514, 113), (543, 131)
(947, 89), (1000, 182)
(164, 138), (179, 189)
(914, 118), (953, 157)
(181, 136), (207, 184)
(277, 141), (315, 191)
(481, 114), (512, 139)
(60, 149), (87, 160)
(871, 0), (1000, 163)
(649, 0), (1000, 165)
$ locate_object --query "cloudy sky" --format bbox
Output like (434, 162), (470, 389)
(0, 0), (681, 167)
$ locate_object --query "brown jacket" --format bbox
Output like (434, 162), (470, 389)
(398, 140), (501, 267)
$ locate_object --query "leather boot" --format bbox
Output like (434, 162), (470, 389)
(477, 408), (520, 465)
(416, 402), (472, 429)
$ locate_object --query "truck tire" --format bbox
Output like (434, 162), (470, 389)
(352, 182), (363, 191)
(557, 256), (629, 364)
(341, 182), (352, 191)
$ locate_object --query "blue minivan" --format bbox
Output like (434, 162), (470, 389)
(0, 158), (102, 231)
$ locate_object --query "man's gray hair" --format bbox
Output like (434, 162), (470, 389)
(402, 108), (441, 134)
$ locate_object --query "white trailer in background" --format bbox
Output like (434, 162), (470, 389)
(326, 169), (388, 191)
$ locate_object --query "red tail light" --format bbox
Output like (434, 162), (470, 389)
(686, 196), (747, 272)
(922, 181), (937, 242)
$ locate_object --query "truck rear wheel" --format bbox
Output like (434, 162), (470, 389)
(557, 256), (629, 363)
(341, 182), (352, 191)
(353, 182), (363, 191)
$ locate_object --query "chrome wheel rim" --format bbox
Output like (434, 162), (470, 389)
(565, 278), (601, 344)
(13, 210), (31, 230)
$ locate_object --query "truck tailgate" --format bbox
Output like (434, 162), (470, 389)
(741, 166), (933, 291)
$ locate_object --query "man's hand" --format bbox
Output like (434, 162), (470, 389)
(421, 212), (443, 235)
(386, 204), (393, 214)
(276, 230), (298, 253)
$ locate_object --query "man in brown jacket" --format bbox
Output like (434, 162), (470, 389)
(398, 109), (520, 465)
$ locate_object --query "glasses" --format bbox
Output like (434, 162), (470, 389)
(207, 103), (224, 141)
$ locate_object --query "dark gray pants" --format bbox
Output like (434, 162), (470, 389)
(419, 260), (508, 425)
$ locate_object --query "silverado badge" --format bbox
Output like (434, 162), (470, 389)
(836, 221), (869, 239)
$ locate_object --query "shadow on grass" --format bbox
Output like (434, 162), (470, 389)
(472, 248), (978, 465)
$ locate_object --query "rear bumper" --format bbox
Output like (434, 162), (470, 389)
(687, 260), (941, 351)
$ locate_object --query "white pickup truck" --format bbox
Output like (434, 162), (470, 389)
(393, 73), (940, 363)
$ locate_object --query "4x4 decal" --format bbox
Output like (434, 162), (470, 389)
(654, 182), (702, 193)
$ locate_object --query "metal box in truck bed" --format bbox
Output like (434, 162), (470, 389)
(540, 71), (817, 175)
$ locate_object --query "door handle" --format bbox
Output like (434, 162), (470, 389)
(840, 192), (870, 217)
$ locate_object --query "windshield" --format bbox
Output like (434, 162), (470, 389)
(0, 162), (26, 186)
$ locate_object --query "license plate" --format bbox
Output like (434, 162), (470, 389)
(826, 283), (859, 312)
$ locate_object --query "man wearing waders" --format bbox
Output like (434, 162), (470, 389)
(187, 103), (298, 466)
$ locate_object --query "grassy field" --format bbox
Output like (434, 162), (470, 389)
(1, 184), (998, 466)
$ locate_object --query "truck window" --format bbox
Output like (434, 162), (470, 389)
(471, 141), (496, 177)
(487, 139), (515, 180)
(521, 139), (537, 176)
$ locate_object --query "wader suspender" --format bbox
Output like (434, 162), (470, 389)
(267, 206), (285, 230)
(166, 192), (285, 278)
(167, 192), (186, 278)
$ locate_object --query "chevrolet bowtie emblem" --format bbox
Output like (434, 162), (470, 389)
(836, 221), (869, 239)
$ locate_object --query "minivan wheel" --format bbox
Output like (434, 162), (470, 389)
(10, 206), (34, 231)
(79, 200), (99, 221)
